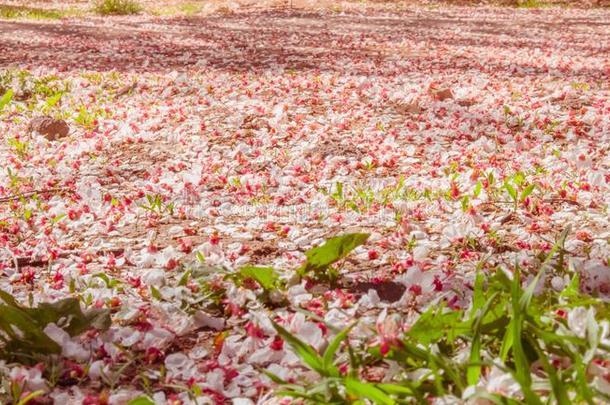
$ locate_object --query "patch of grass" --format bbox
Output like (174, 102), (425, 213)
(0, 5), (70, 20)
(93, 0), (142, 15)
(151, 2), (203, 16)
(272, 229), (610, 403)
(516, 0), (551, 8)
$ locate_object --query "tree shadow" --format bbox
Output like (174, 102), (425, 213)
(0, 7), (607, 82)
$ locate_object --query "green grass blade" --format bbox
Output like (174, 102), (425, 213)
(322, 323), (355, 376)
(468, 292), (499, 386)
(299, 233), (369, 275)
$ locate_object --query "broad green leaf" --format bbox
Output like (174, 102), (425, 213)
(0, 305), (60, 356)
(32, 297), (111, 335)
(0, 291), (110, 361)
(239, 266), (280, 290)
(298, 233), (369, 275)
(344, 378), (395, 405)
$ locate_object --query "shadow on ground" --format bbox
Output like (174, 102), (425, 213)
(0, 7), (608, 81)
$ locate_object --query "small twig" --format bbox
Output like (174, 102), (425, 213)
(2, 248), (125, 269)
(0, 188), (71, 204)
(542, 198), (582, 207)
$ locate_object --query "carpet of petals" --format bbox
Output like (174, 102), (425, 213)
(0, 2), (609, 404)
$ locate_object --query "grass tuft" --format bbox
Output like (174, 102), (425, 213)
(93, 0), (142, 15)
(0, 5), (66, 20)
(516, 0), (549, 8)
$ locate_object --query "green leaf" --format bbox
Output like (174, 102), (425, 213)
(520, 184), (535, 202)
(93, 272), (111, 287)
(0, 291), (110, 361)
(298, 233), (369, 276)
(467, 292), (499, 386)
(178, 269), (192, 286)
(513, 172), (525, 186)
(45, 92), (62, 109)
(461, 195), (470, 211)
(508, 268), (543, 405)
(272, 321), (325, 375)
(0, 304), (60, 356)
(573, 353), (596, 405)
(488, 171), (495, 186)
(239, 266), (280, 291)
(504, 182), (517, 201)
(559, 273), (581, 301)
(344, 378), (396, 405)
(150, 286), (162, 300)
(51, 213), (66, 224)
(126, 397), (155, 405)
(471, 272), (485, 317)
(500, 318), (515, 362)
(376, 383), (414, 397)
(25, 297), (110, 336)
(473, 181), (482, 198)
(0, 89), (13, 111)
